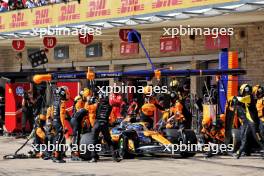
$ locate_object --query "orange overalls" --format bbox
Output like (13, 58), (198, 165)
(35, 114), (47, 157)
(35, 114), (47, 141)
(257, 97), (264, 122)
(59, 101), (67, 130)
(172, 101), (185, 122)
(257, 97), (264, 139)
(166, 100), (186, 129)
(140, 98), (162, 128)
(84, 102), (97, 127)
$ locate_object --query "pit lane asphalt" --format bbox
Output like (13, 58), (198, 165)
(0, 136), (264, 176)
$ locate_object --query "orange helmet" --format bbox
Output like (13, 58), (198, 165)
(83, 88), (91, 98)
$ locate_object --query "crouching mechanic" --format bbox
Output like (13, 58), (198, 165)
(140, 86), (165, 129)
(89, 93), (121, 162)
(52, 86), (70, 163)
(165, 92), (187, 129)
(29, 114), (47, 158)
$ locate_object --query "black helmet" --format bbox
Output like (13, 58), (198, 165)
(98, 91), (109, 103)
(239, 84), (252, 96)
(88, 96), (97, 104)
(55, 86), (69, 100)
(256, 86), (264, 99)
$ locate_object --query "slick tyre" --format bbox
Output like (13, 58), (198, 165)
(79, 132), (94, 160)
(119, 131), (138, 159)
(180, 129), (197, 158)
(119, 136), (135, 159)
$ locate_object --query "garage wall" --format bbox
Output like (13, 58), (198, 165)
(0, 23), (264, 85)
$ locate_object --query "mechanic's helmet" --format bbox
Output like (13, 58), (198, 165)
(256, 86), (264, 99)
(143, 85), (153, 96)
(98, 91), (109, 103)
(79, 90), (84, 97)
(169, 79), (179, 87)
(74, 95), (82, 102)
(88, 96), (97, 104)
(239, 84), (252, 96)
(56, 86), (70, 100)
(83, 88), (91, 98)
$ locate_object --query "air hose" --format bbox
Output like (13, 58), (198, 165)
(3, 129), (35, 159)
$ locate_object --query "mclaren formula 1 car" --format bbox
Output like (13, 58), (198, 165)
(79, 121), (197, 160)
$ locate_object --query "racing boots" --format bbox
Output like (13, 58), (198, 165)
(89, 157), (97, 163)
(233, 150), (242, 159)
(52, 152), (66, 163)
(112, 150), (122, 162)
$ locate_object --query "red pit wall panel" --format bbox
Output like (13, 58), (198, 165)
(5, 83), (30, 133)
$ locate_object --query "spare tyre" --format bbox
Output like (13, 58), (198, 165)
(232, 128), (241, 153)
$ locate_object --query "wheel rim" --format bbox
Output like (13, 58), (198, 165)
(119, 138), (125, 157)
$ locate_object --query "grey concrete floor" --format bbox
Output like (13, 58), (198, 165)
(0, 136), (264, 176)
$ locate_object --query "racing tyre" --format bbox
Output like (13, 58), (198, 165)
(232, 128), (241, 153)
(119, 131), (138, 159)
(180, 129), (197, 158)
(79, 132), (94, 160)
(164, 129), (181, 143)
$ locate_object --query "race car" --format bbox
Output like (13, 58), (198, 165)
(79, 121), (197, 160)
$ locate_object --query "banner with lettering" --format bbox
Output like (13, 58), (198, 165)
(0, 0), (239, 33)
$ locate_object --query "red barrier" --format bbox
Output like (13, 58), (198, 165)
(5, 82), (80, 135)
(5, 83), (30, 133)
